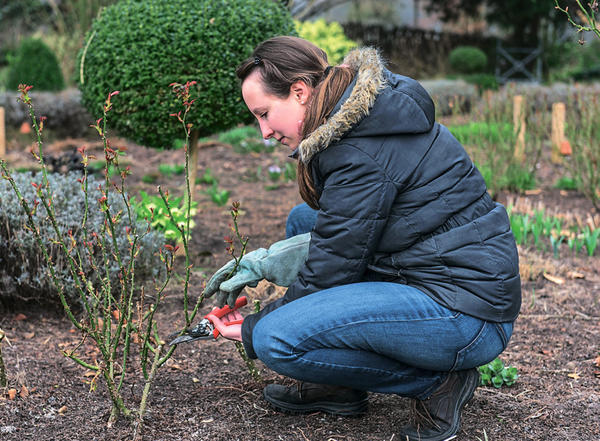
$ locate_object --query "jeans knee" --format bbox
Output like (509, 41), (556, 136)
(252, 319), (295, 370)
(286, 203), (317, 238)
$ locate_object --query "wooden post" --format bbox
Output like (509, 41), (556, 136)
(551, 102), (566, 164)
(513, 95), (526, 162)
(0, 107), (5, 158)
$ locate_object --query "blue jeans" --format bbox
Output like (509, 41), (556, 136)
(261, 204), (514, 399)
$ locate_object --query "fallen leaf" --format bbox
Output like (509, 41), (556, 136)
(169, 363), (183, 371)
(58, 405), (67, 414)
(192, 377), (200, 383)
(541, 349), (552, 355)
(567, 372), (580, 380)
(543, 273), (565, 285)
(525, 189), (542, 195)
(567, 271), (585, 279)
(201, 417), (214, 423)
(83, 370), (97, 377)
(595, 355), (600, 368)
(23, 332), (35, 339)
(112, 309), (120, 321)
(19, 385), (29, 398)
(14, 313), (27, 321)
(593, 370), (600, 378)
(7, 389), (17, 400)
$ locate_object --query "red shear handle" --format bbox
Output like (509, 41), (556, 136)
(205, 296), (248, 339)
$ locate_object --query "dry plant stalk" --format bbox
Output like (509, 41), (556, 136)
(0, 329), (7, 387)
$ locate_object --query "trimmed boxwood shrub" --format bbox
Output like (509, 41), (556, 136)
(7, 38), (65, 91)
(78, 0), (296, 149)
(449, 46), (488, 75)
(0, 172), (165, 309)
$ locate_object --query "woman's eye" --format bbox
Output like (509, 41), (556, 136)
(260, 112), (268, 119)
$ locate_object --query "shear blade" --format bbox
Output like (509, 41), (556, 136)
(169, 333), (212, 345)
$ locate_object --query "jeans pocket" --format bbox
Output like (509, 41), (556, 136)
(451, 321), (509, 371)
(494, 322), (513, 348)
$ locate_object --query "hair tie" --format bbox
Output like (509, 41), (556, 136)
(324, 65), (332, 77)
(254, 56), (262, 66)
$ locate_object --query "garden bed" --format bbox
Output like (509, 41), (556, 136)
(0, 130), (599, 441)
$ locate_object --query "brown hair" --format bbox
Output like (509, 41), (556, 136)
(236, 36), (354, 209)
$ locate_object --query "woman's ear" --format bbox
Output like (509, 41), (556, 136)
(290, 80), (311, 105)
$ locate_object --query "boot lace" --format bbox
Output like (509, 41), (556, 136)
(408, 398), (441, 431)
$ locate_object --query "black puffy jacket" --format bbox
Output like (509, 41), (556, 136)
(241, 48), (521, 359)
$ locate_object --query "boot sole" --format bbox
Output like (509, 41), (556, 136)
(263, 390), (368, 417)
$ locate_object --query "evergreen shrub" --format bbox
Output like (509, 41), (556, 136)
(7, 38), (65, 91)
(78, 0), (296, 149)
(0, 172), (165, 308)
(295, 19), (357, 64)
(449, 46), (488, 74)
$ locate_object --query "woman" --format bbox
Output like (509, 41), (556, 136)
(204, 36), (520, 441)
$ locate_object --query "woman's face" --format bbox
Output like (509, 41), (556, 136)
(241, 70), (310, 149)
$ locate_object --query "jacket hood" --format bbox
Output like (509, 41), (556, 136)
(298, 47), (436, 163)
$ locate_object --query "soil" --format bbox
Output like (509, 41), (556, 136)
(0, 126), (599, 441)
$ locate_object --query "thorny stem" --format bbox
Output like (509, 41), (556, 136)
(134, 344), (164, 439)
(0, 329), (7, 387)
(555, 0), (600, 41)
(168, 80), (197, 326)
(2, 87), (180, 426)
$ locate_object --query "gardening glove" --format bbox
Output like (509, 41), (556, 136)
(204, 233), (311, 308)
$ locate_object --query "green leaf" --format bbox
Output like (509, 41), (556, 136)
(491, 375), (504, 388)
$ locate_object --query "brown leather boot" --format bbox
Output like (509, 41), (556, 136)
(263, 381), (368, 416)
(399, 368), (479, 441)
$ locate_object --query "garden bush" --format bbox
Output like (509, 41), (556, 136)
(0, 171), (165, 308)
(295, 19), (357, 65)
(7, 38), (65, 91)
(78, 0), (296, 149)
(449, 46), (488, 74)
(0, 89), (93, 137)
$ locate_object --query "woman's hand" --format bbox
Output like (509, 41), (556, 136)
(206, 309), (244, 342)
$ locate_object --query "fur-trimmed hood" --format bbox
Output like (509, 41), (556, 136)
(298, 48), (436, 163)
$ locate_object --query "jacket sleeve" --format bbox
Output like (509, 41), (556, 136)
(241, 142), (398, 359)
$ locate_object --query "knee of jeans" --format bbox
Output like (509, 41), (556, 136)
(252, 318), (297, 369)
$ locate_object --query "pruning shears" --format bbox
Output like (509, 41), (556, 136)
(168, 296), (247, 346)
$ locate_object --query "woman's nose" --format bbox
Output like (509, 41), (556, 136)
(259, 121), (274, 139)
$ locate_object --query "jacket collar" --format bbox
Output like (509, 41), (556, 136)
(297, 47), (386, 164)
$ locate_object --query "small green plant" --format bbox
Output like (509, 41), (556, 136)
(196, 167), (218, 186)
(553, 176), (579, 191)
(218, 126), (274, 154)
(132, 191), (198, 242)
(142, 174), (158, 184)
(158, 163), (185, 177)
(478, 358), (518, 388)
(283, 162), (297, 182)
(204, 183), (230, 206)
(582, 226), (600, 256)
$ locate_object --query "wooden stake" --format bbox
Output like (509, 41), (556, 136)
(551, 102), (566, 164)
(513, 95), (526, 162)
(0, 107), (5, 158)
